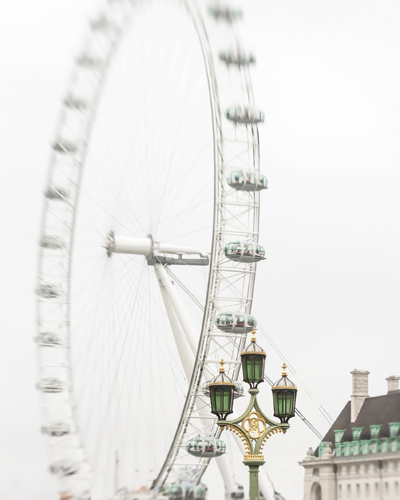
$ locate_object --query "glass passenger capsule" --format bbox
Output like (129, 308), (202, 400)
(219, 50), (255, 66)
(225, 106), (264, 125)
(76, 55), (103, 67)
(215, 312), (256, 333)
(90, 16), (115, 31)
(224, 241), (265, 263)
(37, 284), (60, 298)
(194, 486), (206, 500)
(50, 460), (78, 476)
(186, 436), (226, 458)
(42, 420), (70, 436)
(40, 234), (64, 249)
(231, 485), (245, 499)
(64, 95), (87, 110)
(208, 5), (242, 22)
(38, 378), (65, 393)
(45, 186), (69, 200)
(202, 380), (244, 399)
(52, 140), (78, 153)
(227, 170), (268, 191)
(37, 332), (63, 347)
(163, 484), (183, 500)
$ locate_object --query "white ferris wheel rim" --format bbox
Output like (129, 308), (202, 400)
(37, 1), (265, 498)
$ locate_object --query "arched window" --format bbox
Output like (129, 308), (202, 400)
(311, 483), (322, 500)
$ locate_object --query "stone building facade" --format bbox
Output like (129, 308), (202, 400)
(300, 370), (400, 500)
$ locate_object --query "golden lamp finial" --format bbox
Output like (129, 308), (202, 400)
(251, 327), (256, 342)
(282, 363), (288, 377)
(219, 359), (225, 373)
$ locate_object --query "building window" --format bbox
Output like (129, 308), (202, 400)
(365, 483), (370, 498)
(355, 465), (360, 475)
(370, 425), (381, 439)
(339, 485), (342, 499)
(356, 484), (360, 498)
(347, 466), (351, 475)
(352, 427), (363, 440)
(385, 482), (389, 496)
(389, 422), (400, 438)
(347, 485), (351, 498)
(338, 466), (342, 475)
(394, 481), (399, 496)
(375, 483), (379, 496)
(335, 429), (346, 443)
(365, 464), (369, 474)
(311, 483), (322, 500)
(313, 468), (319, 476)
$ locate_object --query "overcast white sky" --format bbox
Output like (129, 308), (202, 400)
(1, 1), (400, 499)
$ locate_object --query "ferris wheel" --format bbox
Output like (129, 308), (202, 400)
(36, 1), (270, 499)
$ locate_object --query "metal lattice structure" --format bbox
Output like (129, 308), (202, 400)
(36, 1), (268, 498)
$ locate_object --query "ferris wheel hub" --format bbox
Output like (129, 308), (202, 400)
(105, 232), (210, 265)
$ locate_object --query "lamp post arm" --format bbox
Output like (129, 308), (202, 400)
(216, 388), (290, 456)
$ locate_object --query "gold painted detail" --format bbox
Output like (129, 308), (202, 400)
(259, 427), (283, 453)
(271, 385), (298, 390)
(244, 454), (265, 461)
(225, 424), (251, 455)
(282, 363), (287, 376)
(240, 350), (266, 356)
(219, 359), (225, 373)
(209, 381), (236, 387)
(242, 411), (266, 440)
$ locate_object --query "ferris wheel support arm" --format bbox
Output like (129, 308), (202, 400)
(108, 235), (209, 258)
(155, 273), (195, 381)
(154, 263), (213, 379)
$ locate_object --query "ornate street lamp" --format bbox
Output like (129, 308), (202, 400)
(240, 328), (266, 388)
(209, 359), (236, 420)
(210, 329), (297, 500)
(271, 363), (297, 423)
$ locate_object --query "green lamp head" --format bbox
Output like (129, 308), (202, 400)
(240, 328), (266, 389)
(209, 359), (236, 420)
(271, 363), (297, 423)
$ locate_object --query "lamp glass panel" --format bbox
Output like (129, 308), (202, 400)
(242, 354), (265, 385)
(210, 386), (233, 417)
(274, 390), (295, 417)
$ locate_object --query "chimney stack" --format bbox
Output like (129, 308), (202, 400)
(386, 375), (400, 393)
(351, 369), (369, 422)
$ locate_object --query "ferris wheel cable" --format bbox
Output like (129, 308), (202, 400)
(165, 224), (214, 243)
(165, 268), (204, 311)
(256, 324), (334, 424)
(74, 267), (148, 418)
(152, 150), (213, 238)
(71, 263), (116, 368)
(86, 274), (166, 480)
(79, 150), (148, 236)
(76, 270), (173, 418)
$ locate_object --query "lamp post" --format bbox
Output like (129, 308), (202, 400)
(209, 329), (297, 500)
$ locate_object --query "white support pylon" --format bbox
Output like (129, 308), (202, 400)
(154, 263), (237, 496)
